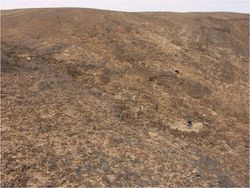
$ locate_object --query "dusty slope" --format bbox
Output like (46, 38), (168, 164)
(1, 8), (249, 187)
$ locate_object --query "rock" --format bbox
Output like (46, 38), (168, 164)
(196, 174), (201, 178)
(130, 154), (136, 160)
(106, 175), (116, 183)
(187, 120), (192, 128)
(131, 95), (136, 101)
(140, 105), (144, 111)
(148, 131), (158, 138)
(89, 87), (102, 97)
(44, 181), (54, 187)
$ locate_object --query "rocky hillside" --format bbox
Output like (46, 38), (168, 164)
(1, 8), (249, 187)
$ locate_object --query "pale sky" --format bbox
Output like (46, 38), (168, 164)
(1, 0), (249, 13)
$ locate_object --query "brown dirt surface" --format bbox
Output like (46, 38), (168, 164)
(1, 8), (249, 187)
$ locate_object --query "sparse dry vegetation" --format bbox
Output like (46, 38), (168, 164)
(1, 8), (249, 187)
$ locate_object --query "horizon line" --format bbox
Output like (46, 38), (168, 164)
(1, 7), (249, 14)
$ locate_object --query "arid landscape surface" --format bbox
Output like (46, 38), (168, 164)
(1, 8), (249, 187)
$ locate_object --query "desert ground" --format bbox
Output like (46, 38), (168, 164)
(1, 8), (249, 187)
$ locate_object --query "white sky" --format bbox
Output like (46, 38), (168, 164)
(1, 0), (249, 13)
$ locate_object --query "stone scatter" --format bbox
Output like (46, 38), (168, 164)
(1, 9), (249, 187)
